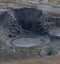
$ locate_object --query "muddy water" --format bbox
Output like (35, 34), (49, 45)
(11, 37), (50, 47)
(0, 8), (9, 11)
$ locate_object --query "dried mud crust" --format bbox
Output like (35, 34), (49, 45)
(0, 37), (60, 62)
(0, 39), (60, 60)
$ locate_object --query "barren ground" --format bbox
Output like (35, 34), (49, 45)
(0, 56), (60, 64)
